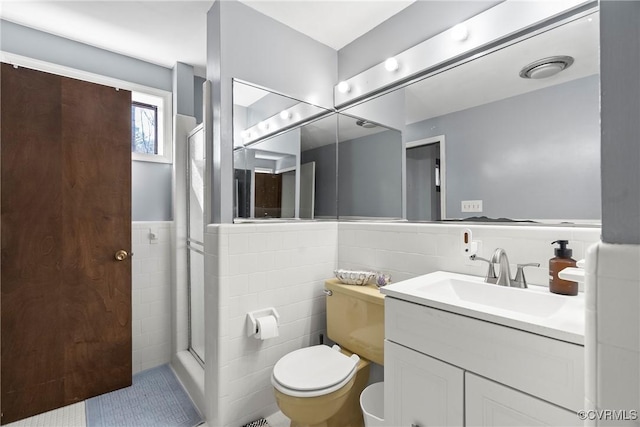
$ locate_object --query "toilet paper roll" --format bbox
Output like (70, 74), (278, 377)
(255, 315), (279, 340)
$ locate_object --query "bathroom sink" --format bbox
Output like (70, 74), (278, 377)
(380, 271), (585, 344)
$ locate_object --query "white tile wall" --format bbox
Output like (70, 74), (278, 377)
(132, 221), (173, 374)
(586, 242), (640, 425)
(338, 222), (601, 289)
(206, 222), (338, 427)
(205, 221), (602, 426)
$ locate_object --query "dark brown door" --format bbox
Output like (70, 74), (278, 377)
(255, 173), (282, 218)
(1, 64), (132, 424)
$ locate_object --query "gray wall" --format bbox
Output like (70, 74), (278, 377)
(337, 1), (500, 80)
(600, 1), (640, 244)
(194, 76), (206, 124)
(207, 0), (338, 223)
(1, 20), (176, 222)
(132, 162), (173, 221)
(338, 128), (403, 218)
(407, 143), (440, 221)
(173, 62), (195, 117)
(406, 75), (601, 220)
(301, 143), (337, 218)
(0, 19), (172, 91)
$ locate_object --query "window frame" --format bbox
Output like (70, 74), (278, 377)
(131, 100), (159, 155)
(131, 91), (172, 164)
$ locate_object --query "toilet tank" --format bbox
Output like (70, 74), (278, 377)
(325, 279), (385, 365)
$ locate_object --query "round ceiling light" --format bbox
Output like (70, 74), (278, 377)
(337, 81), (351, 93)
(384, 57), (399, 72)
(519, 56), (574, 79)
(451, 23), (469, 41)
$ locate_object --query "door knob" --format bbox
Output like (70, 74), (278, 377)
(114, 250), (129, 261)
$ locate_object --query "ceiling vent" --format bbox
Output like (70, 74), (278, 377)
(356, 120), (377, 129)
(519, 56), (574, 79)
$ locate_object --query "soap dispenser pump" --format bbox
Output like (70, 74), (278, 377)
(549, 240), (578, 295)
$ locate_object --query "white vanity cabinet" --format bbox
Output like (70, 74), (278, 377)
(384, 296), (583, 426)
(465, 373), (579, 426)
(385, 340), (463, 426)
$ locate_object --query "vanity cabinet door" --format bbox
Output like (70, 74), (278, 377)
(465, 373), (580, 427)
(385, 340), (463, 426)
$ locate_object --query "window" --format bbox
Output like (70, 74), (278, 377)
(131, 91), (172, 163)
(132, 101), (158, 155)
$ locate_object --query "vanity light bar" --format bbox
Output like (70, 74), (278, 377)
(451, 23), (469, 41)
(384, 57), (399, 72)
(337, 81), (351, 93)
(238, 101), (328, 146)
(333, 0), (593, 108)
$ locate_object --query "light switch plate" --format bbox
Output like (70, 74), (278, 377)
(461, 200), (483, 212)
(149, 228), (159, 244)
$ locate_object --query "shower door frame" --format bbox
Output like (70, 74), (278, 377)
(186, 123), (206, 366)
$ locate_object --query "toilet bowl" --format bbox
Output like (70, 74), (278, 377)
(272, 345), (370, 427)
(271, 280), (384, 427)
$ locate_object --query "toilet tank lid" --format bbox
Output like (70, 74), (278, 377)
(273, 345), (359, 392)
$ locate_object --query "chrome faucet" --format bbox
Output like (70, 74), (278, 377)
(471, 248), (539, 288)
(469, 254), (497, 284)
(491, 248), (512, 287)
(512, 262), (540, 288)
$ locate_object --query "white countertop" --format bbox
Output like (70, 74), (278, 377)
(381, 271), (585, 345)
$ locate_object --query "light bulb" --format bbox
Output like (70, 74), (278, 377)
(451, 23), (469, 41)
(384, 57), (399, 72)
(280, 110), (291, 120)
(259, 121), (269, 131)
(337, 81), (350, 94)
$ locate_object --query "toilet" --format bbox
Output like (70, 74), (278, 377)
(271, 279), (385, 427)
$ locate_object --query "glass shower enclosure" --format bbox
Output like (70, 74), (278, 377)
(187, 124), (205, 364)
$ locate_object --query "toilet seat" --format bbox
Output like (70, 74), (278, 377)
(272, 345), (360, 398)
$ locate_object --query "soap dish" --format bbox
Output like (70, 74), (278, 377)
(334, 269), (376, 286)
(334, 269), (392, 287)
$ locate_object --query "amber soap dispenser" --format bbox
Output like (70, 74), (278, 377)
(549, 240), (578, 295)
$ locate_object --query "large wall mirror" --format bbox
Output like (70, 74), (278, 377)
(233, 80), (336, 220)
(232, 9), (600, 225)
(340, 11), (600, 224)
(336, 114), (403, 219)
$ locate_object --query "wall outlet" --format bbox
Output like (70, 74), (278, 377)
(461, 200), (483, 213)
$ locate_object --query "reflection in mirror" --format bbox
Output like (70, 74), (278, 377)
(337, 114), (403, 219)
(406, 137), (444, 221)
(340, 12), (600, 223)
(233, 79), (330, 148)
(233, 80), (336, 221)
(233, 114), (338, 220)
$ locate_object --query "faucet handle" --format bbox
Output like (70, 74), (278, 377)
(470, 254), (497, 284)
(513, 263), (540, 288)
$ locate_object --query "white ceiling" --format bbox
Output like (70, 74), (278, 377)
(0, 0), (414, 76)
(0, 1), (213, 76)
(240, 0), (414, 50)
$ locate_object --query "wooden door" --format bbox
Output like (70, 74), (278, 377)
(1, 64), (132, 424)
(254, 173), (282, 218)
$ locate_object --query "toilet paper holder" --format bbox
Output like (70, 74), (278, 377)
(246, 307), (280, 337)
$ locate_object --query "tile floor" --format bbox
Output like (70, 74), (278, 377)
(4, 402), (290, 427)
(4, 403), (86, 427)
